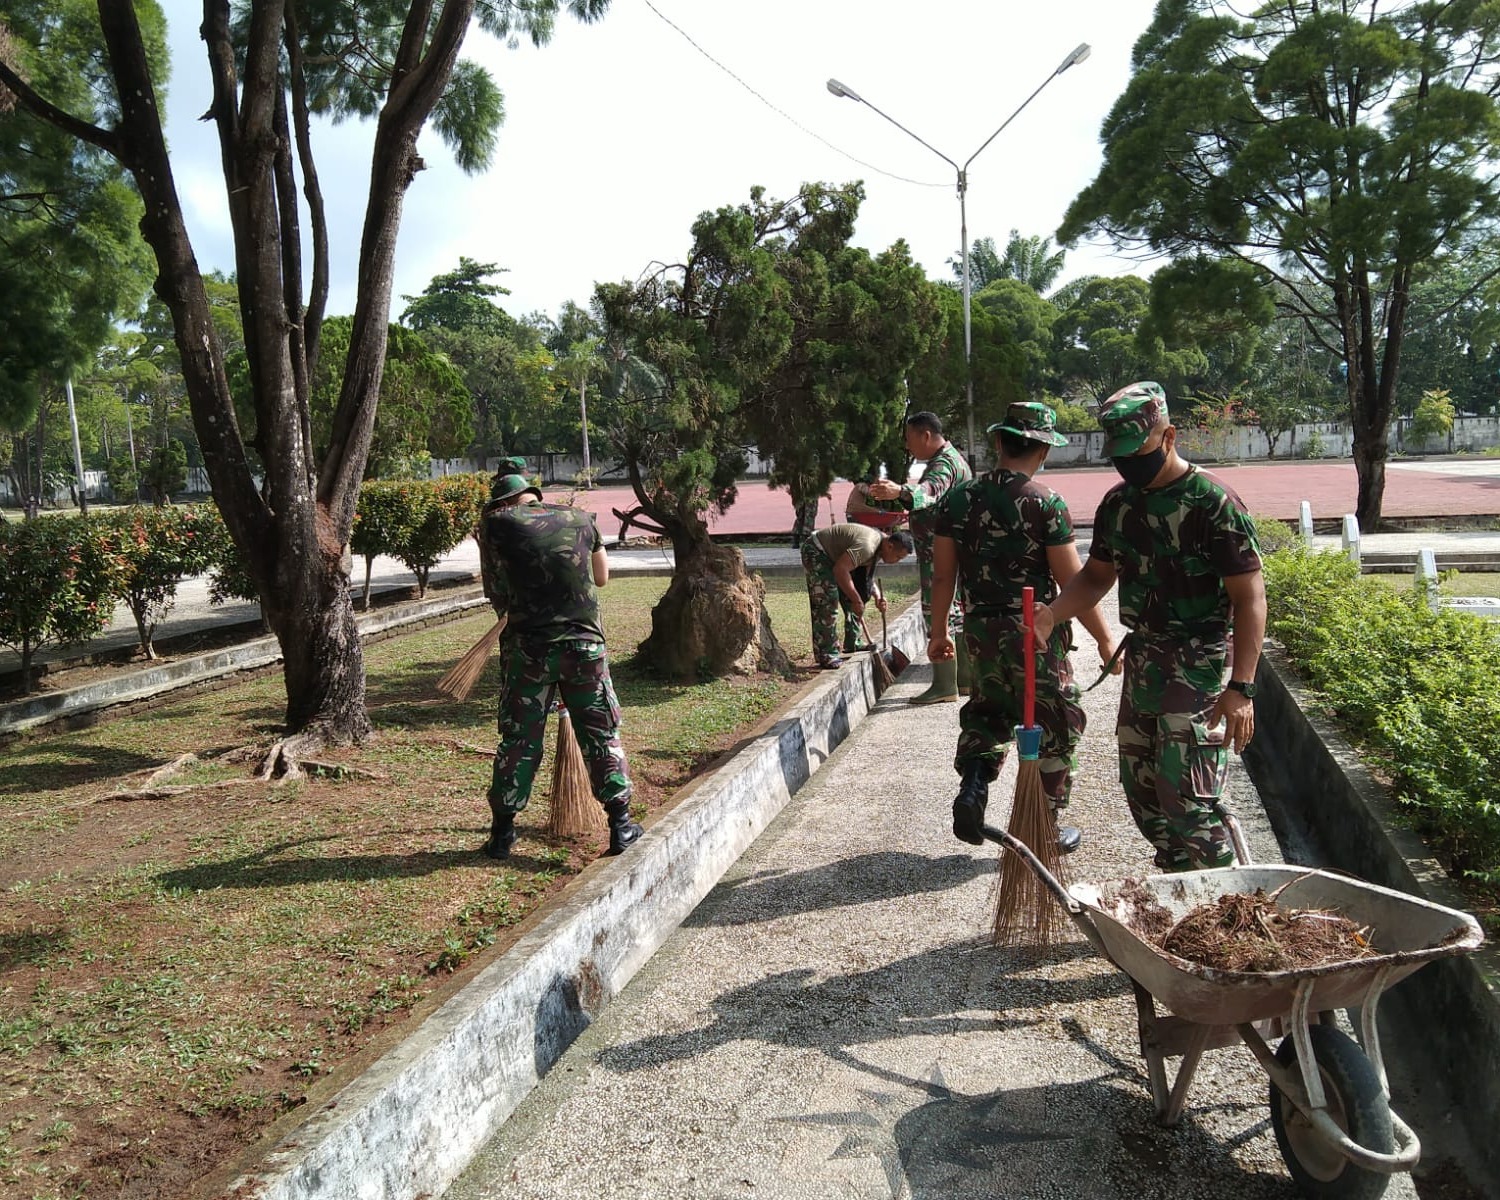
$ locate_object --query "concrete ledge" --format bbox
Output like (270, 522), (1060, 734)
(225, 604), (929, 1200)
(0, 594), (494, 738)
(1246, 643), (1499, 1186)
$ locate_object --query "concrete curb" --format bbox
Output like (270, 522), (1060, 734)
(225, 604), (930, 1200)
(1245, 643), (1500, 1187)
(0, 592), (493, 738)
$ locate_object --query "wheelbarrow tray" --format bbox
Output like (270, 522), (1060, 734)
(1069, 865), (1484, 1027)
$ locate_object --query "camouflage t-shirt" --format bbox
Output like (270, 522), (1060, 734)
(870, 442), (973, 537)
(480, 501), (605, 646)
(936, 468), (1074, 616)
(1088, 466), (1261, 638)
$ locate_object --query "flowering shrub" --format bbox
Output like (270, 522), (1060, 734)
(103, 505), (232, 658)
(0, 515), (125, 693)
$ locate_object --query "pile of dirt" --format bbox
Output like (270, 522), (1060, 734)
(1156, 888), (1378, 973)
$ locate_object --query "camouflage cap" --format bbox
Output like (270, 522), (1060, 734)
(489, 473), (542, 504)
(986, 401), (1068, 448)
(1099, 381), (1170, 456)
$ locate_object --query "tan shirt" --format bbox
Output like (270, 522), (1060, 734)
(814, 523), (883, 569)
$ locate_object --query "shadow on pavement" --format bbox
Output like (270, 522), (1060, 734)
(685, 852), (998, 926)
(596, 939), (1127, 1073)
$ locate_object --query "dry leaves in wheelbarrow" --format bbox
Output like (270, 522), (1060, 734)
(1155, 888), (1379, 973)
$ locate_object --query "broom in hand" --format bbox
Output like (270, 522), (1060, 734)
(436, 616), (507, 702)
(993, 586), (1068, 947)
(546, 703), (607, 837)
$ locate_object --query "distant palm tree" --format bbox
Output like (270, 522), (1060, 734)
(948, 229), (1067, 294)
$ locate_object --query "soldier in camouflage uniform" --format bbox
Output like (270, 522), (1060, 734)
(866, 411), (973, 703)
(1036, 383), (1266, 872)
(478, 473), (642, 859)
(929, 403), (1117, 850)
(801, 523), (913, 669)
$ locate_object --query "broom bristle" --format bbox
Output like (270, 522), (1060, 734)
(436, 617), (507, 702)
(870, 648), (895, 695)
(992, 761), (1068, 946)
(546, 708), (606, 837)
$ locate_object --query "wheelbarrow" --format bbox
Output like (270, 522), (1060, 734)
(980, 824), (1485, 1200)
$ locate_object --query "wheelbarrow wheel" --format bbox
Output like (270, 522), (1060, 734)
(1268, 1024), (1394, 1200)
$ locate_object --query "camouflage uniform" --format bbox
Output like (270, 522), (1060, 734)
(802, 523), (883, 666)
(935, 467), (1085, 807)
(1092, 384), (1262, 871)
(870, 442), (972, 635)
(480, 500), (631, 817)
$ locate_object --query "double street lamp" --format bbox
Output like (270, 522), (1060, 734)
(827, 42), (1091, 461)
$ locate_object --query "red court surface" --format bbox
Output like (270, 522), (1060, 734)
(554, 459), (1500, 538)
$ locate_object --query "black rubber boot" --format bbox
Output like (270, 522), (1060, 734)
(605, 799), (643, 855)
(484, 808), (517, 860)
(952, 763), (991, 845)
(1055, 811), (1082, 855)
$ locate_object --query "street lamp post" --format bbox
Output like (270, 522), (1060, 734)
(828, 42), (1091, 463)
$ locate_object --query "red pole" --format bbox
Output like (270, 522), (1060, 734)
(1022, 585), (1035, 729)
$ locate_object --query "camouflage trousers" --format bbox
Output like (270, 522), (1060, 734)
(956, 614), (1084, 809)
(915, 528), (964, 639)
(488, 639), (632, 816)
(801, 540), (845, 664)
(1116, 633), (1236, 872)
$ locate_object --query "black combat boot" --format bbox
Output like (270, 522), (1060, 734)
(484, 807), (517, 860)
(1054, 806), (1082, 855)
(605, 798), (643, 855)
(952, 762), (991, 845)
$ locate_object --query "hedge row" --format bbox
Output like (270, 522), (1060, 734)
(1262, 544), (1500, 887)
(0, 475), (492, 693)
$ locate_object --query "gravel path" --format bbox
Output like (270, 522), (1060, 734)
(446, 598), (1418, 1200)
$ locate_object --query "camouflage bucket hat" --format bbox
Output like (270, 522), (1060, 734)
(987, 401), (1068, 448)
(489, 473), (542, 503)
(1099, 381), (1170, 456)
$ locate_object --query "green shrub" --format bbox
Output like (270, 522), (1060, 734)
(351, 481), (420, 608)
(104, 505), (230, 658)
(1250, 513), (1299, 554)
(1263, 546), (1500, 886)
(0, 514), (125, 693)
(107, 454), (140, 503)
(141, 439), (188, 504)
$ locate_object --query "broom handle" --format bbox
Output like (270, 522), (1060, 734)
(1022, 586), (1036, 729)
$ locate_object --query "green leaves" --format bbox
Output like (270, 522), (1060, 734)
(1264, 545), (1500, 885)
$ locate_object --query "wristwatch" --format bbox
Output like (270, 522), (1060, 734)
(1225, 679), (1258, 699)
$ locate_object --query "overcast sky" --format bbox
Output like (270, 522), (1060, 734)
(158, 0), (1163, 324)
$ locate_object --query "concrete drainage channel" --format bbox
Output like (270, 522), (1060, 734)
(1244, 645), (1500, 1194)
(213, 604), (930, 1200)
(0, 588), (495, 739)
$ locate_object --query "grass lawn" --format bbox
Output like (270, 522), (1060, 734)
(0, 572), (917, 1200)
(1364, 570), (1500, 598)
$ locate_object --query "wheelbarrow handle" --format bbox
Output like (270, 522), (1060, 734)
(982, 823), (1111, 955)
(979, 823), (1080, 914)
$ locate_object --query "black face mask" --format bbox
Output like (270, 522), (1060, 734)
(1111, 445), (1167, 488)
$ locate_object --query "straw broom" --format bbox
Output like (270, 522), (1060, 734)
(993, 587), (1068, 946)
(436, 616), (506, 702)
(546, 705), (607, 837)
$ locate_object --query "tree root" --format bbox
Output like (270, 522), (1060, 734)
(107, 779), (254, 803)
(139, 753), (198, 789)
(256, 727), (376, 781)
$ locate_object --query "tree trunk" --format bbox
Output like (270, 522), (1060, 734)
(1353, 438), (1387, 532)
(261, 543), (372, 750)
(640, 538), (791, 680)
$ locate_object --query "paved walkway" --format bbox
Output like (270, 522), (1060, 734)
(441, 596), (1430, 1200)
